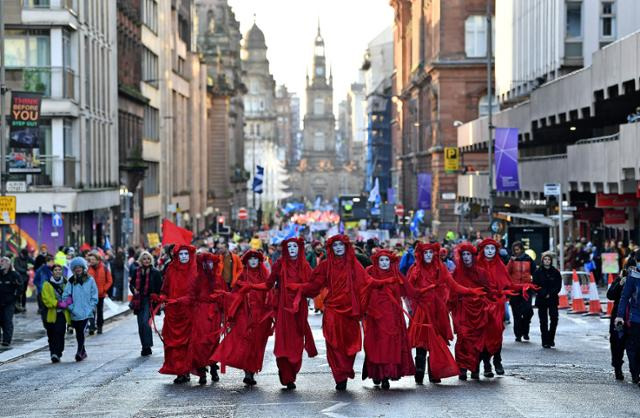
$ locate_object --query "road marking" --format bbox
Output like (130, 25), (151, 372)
(564, 315), (588, 325)
(322, 402), (352, 418)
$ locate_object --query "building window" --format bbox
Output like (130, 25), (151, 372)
(314, 132), (325, 151)
(601, 1), (616, 39)
(314, 98), (324, 115)
(4, 29), (50, 67)
(464, 16), (494, 58)
(565, 1), (583, 57)
(143, 162), (160, 196)
(478, 95), (500, 117)
(63, 119), (74, 157)
(142, 48), (159, 87)
(143, 106), (159, 141)
(256, 124), (261, 136)
(142, 0), (158, 33)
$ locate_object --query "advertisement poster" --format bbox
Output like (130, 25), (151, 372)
(495, 127), (520, 192)
(417, 173), (432, 210)
(602, 253), (620, 274)
(9, 92), (42, 149)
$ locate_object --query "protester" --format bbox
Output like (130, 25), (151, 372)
(40, 264), (70, 362)
(399, 241), (416, 275)
(62, 257), (98, 361)
(87, 251), (113, 335)
(34, 244), (49, 271)
(129, 251), (162, 357)
(218, 242), (243, 290)
(532, 252), (562, 348)
(615, 251), (640, 386)
(14, 249), (33, 313)
(507, 241), (536, 342)
(607, 255), (634, 381)
(0, 257), (20, 347)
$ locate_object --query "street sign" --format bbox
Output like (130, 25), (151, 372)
(6, 181), (26, 193)
(51, 231), (59, 238)
(52, 212), (63, 228)
(444, 147), (460, 172)
(394, 204), (404, 217)
(238, 207), (248, 221)
(0, 196), (16, 225)
(441, 192), (456, 200)
(544, 183), (561, 196)
(563, 206), (577, 211)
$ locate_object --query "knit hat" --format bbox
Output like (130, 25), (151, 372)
(69, 257), (88, 271)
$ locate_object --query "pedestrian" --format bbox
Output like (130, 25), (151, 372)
(62, 257), (98, 361)
(87, 251), (113, 335)
(40, 264), (71, 362)
(532, 252), (562, 349)
(54, 246), (67, 268)
(606, 255), (635, 381)
(34, 244), (49, 271)
(212, 250), (274, 386)
(361, 250), (415, 389)
(266, 238), (317, 390)
(439, 246), (456, 273)
(0, 256), (20, 347)
(614, 251), (640, 386)
(13, 248), (32, 313)
(507, 241), (536, 342)
(129, 251), (162, 357)
(218, 242), (243, 290)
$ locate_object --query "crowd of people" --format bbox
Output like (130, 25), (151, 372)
(1, 232), (639, 391)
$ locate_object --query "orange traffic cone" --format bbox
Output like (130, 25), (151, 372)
(585, 272), (603, 316)
(569, 270), (587, 314)
(558, 278), (570, 309)
(602, 273), (615, 318)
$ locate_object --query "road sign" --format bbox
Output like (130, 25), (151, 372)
(52, 212), (63, 228)
(394, 204), (404, 217)
(544, 183), (561, 196)
(444, 147), (460, 172)
(6, 181), (26, 193)
(0, 196), (16, 225)
(238, 207), (248, 221)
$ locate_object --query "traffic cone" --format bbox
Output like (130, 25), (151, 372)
(569, 270), (587, 314)
(602, 273), (615, 319)
(558, 278), (570, 309)
(585, 272), (603, 316)
(581, 278), (589, 295)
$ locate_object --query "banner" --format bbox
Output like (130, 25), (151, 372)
(602, 253), (620, 274)
(494, 128), (520, 192)
(417, 173), (431, 210)
(9, 92), (42, 148)
(161, 218), (193, 246)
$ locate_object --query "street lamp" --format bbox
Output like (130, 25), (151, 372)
(486, 0), (496, 227)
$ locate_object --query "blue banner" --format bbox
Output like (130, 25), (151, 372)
(494, 128), (520, 192)
(417, 173), (432, 210)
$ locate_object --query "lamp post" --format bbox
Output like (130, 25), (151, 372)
(486, 0), (496, 225)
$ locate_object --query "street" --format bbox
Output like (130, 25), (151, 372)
(1, 307), (638, 418)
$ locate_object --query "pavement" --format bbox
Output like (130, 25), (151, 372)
(0, 302), (638, 418)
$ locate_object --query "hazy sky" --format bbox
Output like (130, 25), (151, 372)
(227, 0), (394, 117)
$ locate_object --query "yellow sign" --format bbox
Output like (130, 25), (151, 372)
(0, 196), (16, 225)
(444, 147), (460, 172)
(147, 233), (160, 248)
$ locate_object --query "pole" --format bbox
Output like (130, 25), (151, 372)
(1, 4), (7, 255)
(486, 0), (495, 225)
(37, 207), (42, 249)
(558, 184), (565, 270)
(252, 135), (256, 217)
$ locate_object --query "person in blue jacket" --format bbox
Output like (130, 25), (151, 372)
(615, 250), (640, 386)
(62, 257), (98, 362)
(399, 241), (417, 275)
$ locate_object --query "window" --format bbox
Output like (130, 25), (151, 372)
(142, 48), (159, 87)
(256, 124), (261, 136)
(478, 95), (500, 117)
(4, 29), (50, 67)
(601, 1), (616, 38)
(63, 119), (74, 157)
(143, 162), (160, 196)
(566, 2), (582, 38)
(314, 132), (325, 151)
(142, 0), (158, 33)
(464, 16), (494, 58)
(24, 0), (50, 8)
(314, 98), (324, 115)
(144, 106), (159, 141)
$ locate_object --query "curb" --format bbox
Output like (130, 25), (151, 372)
(0, 307), (132, 367)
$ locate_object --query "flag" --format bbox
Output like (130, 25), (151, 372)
(103, 236), (112, 251)
(368, 178), (380, 203)
(161, 218), (193, 246)
(252, 165), (264, 194)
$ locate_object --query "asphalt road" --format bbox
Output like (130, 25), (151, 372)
(0, 306), (638, 418)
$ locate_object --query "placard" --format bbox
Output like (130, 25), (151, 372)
(0, 196), (17, 225)
(602, 252), (620, 274)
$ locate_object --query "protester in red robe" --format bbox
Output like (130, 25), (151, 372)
(189, 251), (225, 385)
(156, 245), (196, 384)
(362, 250), (415, 389)
(211, 250), (273, 386)
(267, 238), (317, 390)
(405, 242), (484, 384)
(300, 235), (368, 391)
(451, 243), (491, 380)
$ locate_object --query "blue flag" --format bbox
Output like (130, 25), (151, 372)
(252, 165), (264, 194)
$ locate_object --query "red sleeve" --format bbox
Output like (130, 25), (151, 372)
(266, 260), (281, 290)
(303, 260), (329, 297)
(105, 268), (113, 291)
(444, 270), (476, 296)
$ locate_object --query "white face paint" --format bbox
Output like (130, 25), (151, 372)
(483, 244), (496, 260)
(378, 256), (391, 270)
(462, 251), (474, 267)
(248, 257), (259, 269)
(178, 249), (190, 264)
(423, 249), (434, 264)
(332, 241), (346, 257)
(287, 242), (299, 259)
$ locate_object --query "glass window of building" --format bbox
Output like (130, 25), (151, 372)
(601, 1), (616, 38)
(464, 16), (494, 58)
(314, 98), (324, 115)
(478, 95), (499, 117)
(314, 132), (325, 151)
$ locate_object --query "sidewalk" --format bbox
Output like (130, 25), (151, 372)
(0, 298), (130, 366)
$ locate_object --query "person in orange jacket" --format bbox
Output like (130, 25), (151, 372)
(87, 251), (113, 334)
(217, 242), (243, 290)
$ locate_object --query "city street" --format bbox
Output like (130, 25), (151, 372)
(0, 307), (638, 418)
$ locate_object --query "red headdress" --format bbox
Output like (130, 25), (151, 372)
(239, 249), (269, 282)
(196, 251), (222, 275)
(476, 238), (511, 289)
(414, 242), (444, 270)
(368, 249), (401, 280)
(454, 242), (477, 267)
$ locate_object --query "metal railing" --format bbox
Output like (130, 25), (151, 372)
(519, 153), (568, 162)
(575, 133), (620, 146)
(5, 67), (75, 99)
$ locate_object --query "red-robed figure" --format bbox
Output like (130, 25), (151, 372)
(361, 250), (415, 389)
(267, 238), (317, 390)
(405, 242), (483, 384)
(157, 245), (196, 384)
(189, 251), (226, 385)
(211, 250), (274, 386)
(302, 235), (368, 391)
(451, 243), (491, 380)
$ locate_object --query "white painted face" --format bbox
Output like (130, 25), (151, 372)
(462, 251), (474, 267)
(423, 249), (434, 264)
(248, 257), (259, 269)
(178, 249), (190, 264)
(483, 244), (496, 260)
(378, 256), (391, 270)
(332, 241), (346, 257)
(287, 242), (299, 259)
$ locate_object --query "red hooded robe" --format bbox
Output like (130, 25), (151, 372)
(267, 238), (318, 386)
(159, 245), (196, 376)
(362, 250), (415, 381)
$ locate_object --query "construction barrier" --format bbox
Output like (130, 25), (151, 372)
(558, 278), (570, 309)
(585, 272), (603, 316)
(569, 270), (587, 314)
(602, 273), (615, 319)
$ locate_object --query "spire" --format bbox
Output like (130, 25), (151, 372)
(317, 17), (321, 37)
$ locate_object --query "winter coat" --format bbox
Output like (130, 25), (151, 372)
(532, 266), (562, 307)
(507, 253), (537, 285)
(607, 275), (626, 332)
(14, 255), (32, 280)
(88, 262), (113, 298)
(399, 248), (415, 275)
(34, 265), (53, 293)
(618, 268), (640, 324)
(41, 279), (71, 324)
(0, 269), (20, 305)
(62, 274), (98, 321)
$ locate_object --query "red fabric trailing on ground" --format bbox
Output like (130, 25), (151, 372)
(361, 250), (415, 381)
(159, 245), (196, 376)
(211, 250), (274, 374)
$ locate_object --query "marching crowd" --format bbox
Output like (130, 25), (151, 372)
(1, 234), (639, 392)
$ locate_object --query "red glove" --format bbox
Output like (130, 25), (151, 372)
(470, 288), (486, 297)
